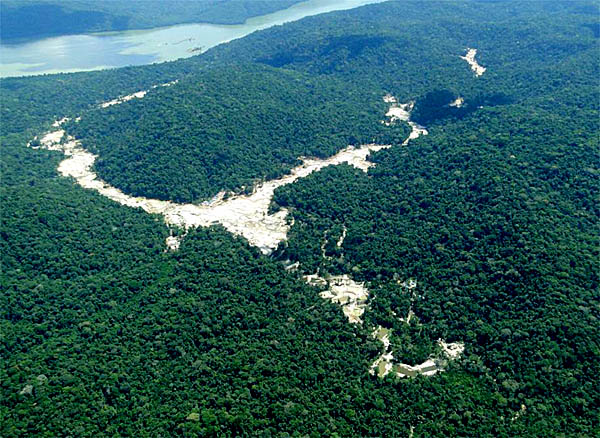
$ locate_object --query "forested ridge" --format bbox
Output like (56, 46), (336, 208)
(0, 0), (301, 42)
(1, 0), (599, 436)
(68, 66), (405, 202)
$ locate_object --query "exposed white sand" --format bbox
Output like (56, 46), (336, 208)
(52, 117), (70, 128)
(336, 226), (347, 248)
(449, 97), (464, 108)
(100, 80), (178, 108)
(165, 235), (183, 251)
(294, 95), (430, 328)
(320, 274), (370, 324)
(460, 48), (486, 77)
(304, 273), (369, 324)
(303, 273), (328, 287)
(384, 102), (428, 145)
(100, 90), (148, 108)
(368, 279), (465, 378)
(32, 87), (466, 379)
(369, 325), (465, 378)
(284, 261), (300, 271)
(370, 326), (394, 377)
(33, 91), (413, 254)
(439, 339), (465, 359)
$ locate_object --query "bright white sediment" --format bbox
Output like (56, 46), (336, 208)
(100, 80), (178, 108)
(369, 323), (465, 378)
(311, 274), (370, 324)
(35, 129), (392, 254)
(449, 97), (464, 108)
(165, 235), (183, 251)
(31, 92), (420, 254)
(369, 280), (465, 378)
(460, 48), (486, 77)
(100, 90), (148, 108)
(336, 226), (347, 248)
(384, 102), (428, 145)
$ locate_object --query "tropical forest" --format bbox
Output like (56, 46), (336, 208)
(1, 0), (598, 437)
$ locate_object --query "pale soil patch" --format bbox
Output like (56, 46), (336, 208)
(52, 117), (70, 128)
(303, 273), (328, 287)
(100, 80), (178, 108)
(369, 325), (465, 378)
(336, 226), (347, 248)
(100, 90), (148, 108)
(384, 101), (428, 145)
(370, 326), (395, 377)
(369, 279), (465, 378)
(439, 339), (465, 359)
(304, 273), (369, 324)
(460, 48), (486, 77)
(32, 85), (466, 379)
(38, 129), (65, 147)
(449, 97), (464, 107)
(284, 261), (300, 271)
(165, 235), (183, 251)
(34, 129), (394, 253)
(33, 93), (421, 254)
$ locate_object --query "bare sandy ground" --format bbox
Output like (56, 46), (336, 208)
(336, 226), (347, 248)
(460, 48), (486, 76)
(33, 92), (422, 254)
(100, 80), (178, 108)
(449, 96), (464, 107)
(165, 235), (183, 251)
(369, 280), (465, 378)
(370, 323), (465, 378)
(304, 272), (369, 324)
(34, 128), (394, 253)
(384, 102), (428, 145)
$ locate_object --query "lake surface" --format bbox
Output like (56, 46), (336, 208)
(0, 0), (386, 78)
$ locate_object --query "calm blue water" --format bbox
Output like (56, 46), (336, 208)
(0, 0), (386, 78)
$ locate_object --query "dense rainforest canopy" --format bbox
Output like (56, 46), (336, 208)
(68, 66), (405, 202)
(1, 0), (599, 436)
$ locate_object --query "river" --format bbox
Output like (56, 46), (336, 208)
(0, 0), (386, 78)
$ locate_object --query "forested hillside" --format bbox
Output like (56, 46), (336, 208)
(0, 0), (300, 41)
(68, 66), (404, 202)
(1, 0), (599, 436)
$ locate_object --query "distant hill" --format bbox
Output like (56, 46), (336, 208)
(0, 0), (301, 42)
